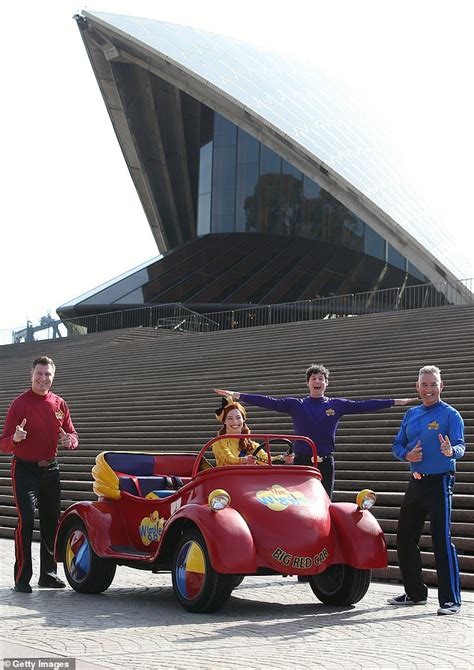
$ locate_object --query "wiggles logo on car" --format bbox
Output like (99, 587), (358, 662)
(256, 484), (310, 511)
(139, 510), (165, 546)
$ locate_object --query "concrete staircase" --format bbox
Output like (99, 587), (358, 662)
(0, 303), (472, 588)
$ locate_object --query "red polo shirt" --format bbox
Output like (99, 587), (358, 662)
(0, 389), (78, 461)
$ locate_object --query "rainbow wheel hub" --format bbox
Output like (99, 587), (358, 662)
(66, 529), (91, 582)
(176, 541), (206, 600)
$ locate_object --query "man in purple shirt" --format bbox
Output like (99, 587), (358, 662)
(214, 363), (415, 498)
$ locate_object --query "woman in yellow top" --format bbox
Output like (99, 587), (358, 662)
(213, 396), (293, 466)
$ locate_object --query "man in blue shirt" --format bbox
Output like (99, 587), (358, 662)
(387, 365), (465, 615)
(214, 363), (414, 498)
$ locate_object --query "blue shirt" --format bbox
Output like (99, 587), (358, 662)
(240, 393), (394, 457)
(392, 400), (465, 474)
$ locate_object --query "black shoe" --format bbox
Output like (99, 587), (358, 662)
(387, 593), (427, 606)
(38, 575), (66, 588)
(13, 583), (32, 593)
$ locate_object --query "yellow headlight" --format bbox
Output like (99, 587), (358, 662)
(356, 488), (376, 510)
(208, 489), (231, 511)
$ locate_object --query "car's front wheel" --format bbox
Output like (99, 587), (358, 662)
(172, 528), (234, 612)
(309, 564), (371, 605)
(62, 520), (116, 594)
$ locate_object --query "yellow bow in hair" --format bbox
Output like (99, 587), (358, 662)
(215, 395), (247, 422)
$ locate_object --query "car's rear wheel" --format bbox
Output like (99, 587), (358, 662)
(63, 520), (116, 594)
(172, 528), (234, 612)
(309, 564), (371, 605)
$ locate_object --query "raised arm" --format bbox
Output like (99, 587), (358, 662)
(214, 388), (241, 400)
(213, 388), (297, 414)
(338, 397), (418, 416)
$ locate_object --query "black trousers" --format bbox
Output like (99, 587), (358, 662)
(293, 453), (335, 499)
(397, 473), (461, 607)
(11, 458), (61, 586)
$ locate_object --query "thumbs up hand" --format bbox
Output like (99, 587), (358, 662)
(406, 440), (423, 462)
(59, 427), (70, 448)
(58, 427), (77, 450)
(13, 419), (27, 444)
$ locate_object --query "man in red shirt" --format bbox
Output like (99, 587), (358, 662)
(0, 356), (78, 593)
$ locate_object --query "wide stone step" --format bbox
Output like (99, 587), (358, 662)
(377, 518), (473, 535)
(1, 302), (473, 590)
(384, 532), (474, 552)
(336, 479), (474, 495)
(373, 566), (474, 590)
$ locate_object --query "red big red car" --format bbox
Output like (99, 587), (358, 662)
(54, 435), (387, 612)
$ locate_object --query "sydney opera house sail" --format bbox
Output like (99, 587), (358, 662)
(58, 10), (469, 318)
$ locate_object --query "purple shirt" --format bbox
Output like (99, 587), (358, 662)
(240, 393), (394, 456)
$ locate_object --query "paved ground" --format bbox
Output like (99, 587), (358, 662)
(0, 538), (472, 670)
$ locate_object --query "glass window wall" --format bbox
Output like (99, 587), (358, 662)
(281, 160), (303, 237)
(211, 114), (237, 233)
(364, 226), (386, 261)
(302, 176), (322, 240)
(236, 129), (259, 232)
(388, 244), (407, 272)
(197, 141), (212, 235)
(342, 216), (365, 252)
(407, 261), (427, 283)
(199, 107), (410, 274)
(258, 145), (281, 234)
(197, 107), (213, 235)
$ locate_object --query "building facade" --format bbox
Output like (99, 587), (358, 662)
(58, 11), (469, 318)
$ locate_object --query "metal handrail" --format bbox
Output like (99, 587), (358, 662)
(2, 278), (472, 345)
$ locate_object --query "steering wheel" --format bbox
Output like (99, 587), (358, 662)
(252, 438), (294, 463)
(270, 438), (294, 453)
